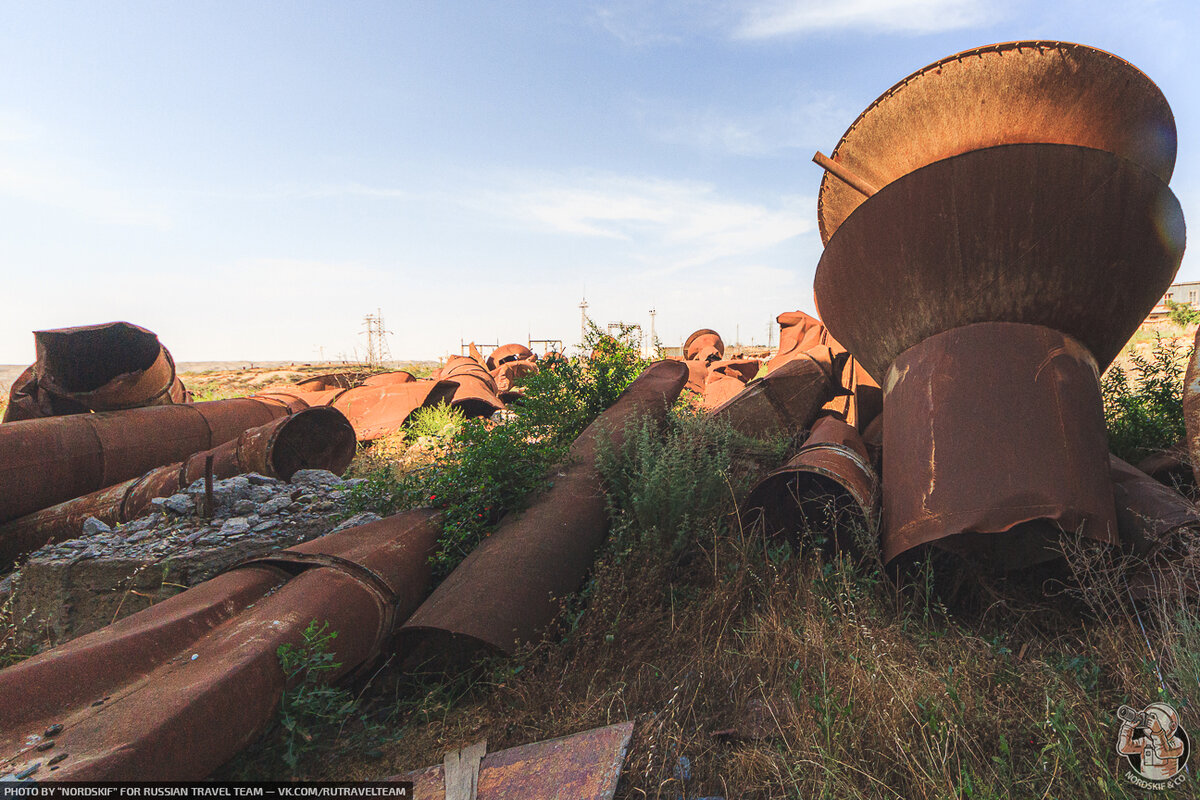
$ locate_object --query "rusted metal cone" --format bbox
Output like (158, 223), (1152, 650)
(0, 407), (357, 565)
(435, 356), (505, 418)
(396, 721), (634, 800)
(883, 323), (1118, 568)
(3, 322), (190, 422)
(816, 41), (1177, 244)
(742, 416), (879, 552)
(683, 329), (724, 364)
(0, 510), (439, 781)
(332, 380), (459, 441)
(711, 349), (840, 440)
(397, 360), (688, 669)
(1110, 455), (1200, 599)
(0, 396), (305, 529)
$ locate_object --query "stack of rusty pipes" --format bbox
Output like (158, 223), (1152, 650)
(812, 41), (1186, 568)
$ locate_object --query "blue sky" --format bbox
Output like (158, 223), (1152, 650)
(0, 1), (1196, 362)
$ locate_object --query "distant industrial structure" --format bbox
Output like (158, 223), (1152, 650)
(1149, 281), (1200, 318)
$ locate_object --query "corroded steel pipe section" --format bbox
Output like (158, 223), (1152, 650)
(0, 510), (439, 781)
(398, 360), (688, 667)
(711, 349), (840, 440)
(1110, 455), (1200, 598)
(0, 396), (303, 527)
(492, 360), (538, 394)
(882, 323), (1118, 568)
(360, 371), (417, 387)
(486, 343), (535, 370)
(702, 358), (760, 410)
(4, 322), (190, 422)
(294, 372), (369, 391)
(743, 416), (879, 551)
(766, 311), (829, 373)
(0, 408), (357, 564)
(435, 356), (505, 418)
(332, 380), (460, 441)
(816, 41), (1177, 244)
(684, 329), (724, 364)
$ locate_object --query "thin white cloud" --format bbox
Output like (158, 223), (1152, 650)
(734, 0), (999, 38)
(0, 158), (171, 228)
(479, 172), (812, 273)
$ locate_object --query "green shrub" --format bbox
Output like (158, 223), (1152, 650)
(346, 322), (650, 581)
(1165, 298), (1200, 327)
(405, 403), (465, 440)
(1102, 335), (1191, 463)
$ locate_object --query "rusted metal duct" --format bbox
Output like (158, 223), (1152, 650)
(361, 371), (417, 387)
(398, 360), (688, 668)
(486, 343), (535, 371)
(0, 510), (439, 781)
(332, 380), (460, 441)
(711, 348), (841, 440)
(742, 416), (879, 551)
(0, 407), (357, 565)
(1134, 441), (1193, 492)
(684, 329), (724, 364)
(815, 126), (1184, 568)
(0, 396), (305, 528)
(682, 360), (708, 395)
(255, 387), (348, 408)
(294, 372), (369, 391)
(766, 311), (829, 373)
(436, 356), (504, 418)
(701, 358), (760, 410)
(492, 360), (538, 394)
(815, 41), (1177, 245)
(3, 322), (190, 422)
(397, 721), (634, 799)
(1110, 455), (1200, 598)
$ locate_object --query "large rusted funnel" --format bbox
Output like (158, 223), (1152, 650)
(0, 510), (438, 781)
(816, 41), (1176, 244)
(397, 360), (688, 668)
(813, 43), (1186, 569)
(3, 322), (190, 422)
(0, 396), (305, 529)
(435, 356), (504, 418)
(684, 329), (724, 364)
(0, 407), (357, 564)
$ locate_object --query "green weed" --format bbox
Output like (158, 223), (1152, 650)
(1102, 334), (1191, 463)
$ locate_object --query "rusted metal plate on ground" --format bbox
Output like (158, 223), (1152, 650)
(398, 721), (634, 800)
(0, 511), (439, 781)
(0, 397), (297, 527)
(398, 361), (687, 667)
(817, 41), (1176, 243)
(882, 323), (1117, 569)
(743, 416), (879, 551)
(0, 407), (357, 567)
(814, 144), (1185, 382)
(332, 380), (459, 441)
(486, 343), (535, 371)
(683, 329), (724, 364)
(711, 351), (837, 440)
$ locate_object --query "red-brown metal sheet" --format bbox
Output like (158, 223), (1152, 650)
(743, 416), (879, 552)
(814, 144), (1185, 382)
(682, 360), (708, 395)
(882, 323), (1118, 569)
(816, 41), (1177, 244)
(398, 360), (688, 667)
(486, 343), (535, 371)
(360, 371), (417, 387)
(332, 380), (460, 441)
(295, 372), (369, 391)
(0, 396), (297, 526)
(492, 360), (538, 394)
(0, 407), (357, 566)
(711, 350), (838, 440)
(397, 721), (634, 800)
(0, 510), (440, 781)
(1110, 455), (1200, 599)
(766, 311), (830, 373)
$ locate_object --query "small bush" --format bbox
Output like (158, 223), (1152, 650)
(1165, 299), (1200, 327)
(1102, 335), (1191, 463)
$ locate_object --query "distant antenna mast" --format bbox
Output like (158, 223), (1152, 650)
(579, 296), (589, 345)
(648, 308), (656, 357)
(361, 309), (393, 367)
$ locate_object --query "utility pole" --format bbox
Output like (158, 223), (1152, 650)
(579, 296), (589, 346)
(648, 308), (656, 357)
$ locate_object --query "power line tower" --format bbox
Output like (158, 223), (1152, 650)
(361, 309), (393, 367)
(578, 296), (589, 346)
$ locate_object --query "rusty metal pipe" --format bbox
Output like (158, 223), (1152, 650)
(397, 360), (688, 668)
(711, 349), (839, 440)
(0, 510), (439, 781)
(812, 151), (877, 197)
(0, 407), (357, 565)
(0, 396), (306, 528)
